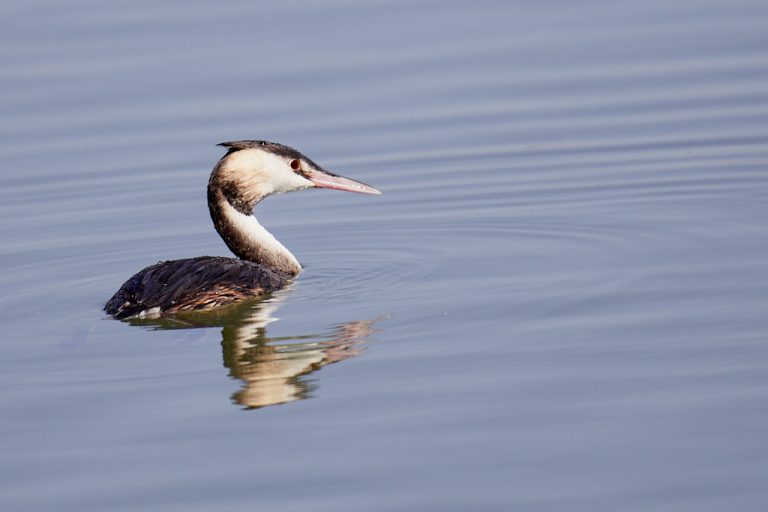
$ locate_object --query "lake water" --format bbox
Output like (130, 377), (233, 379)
(2, 1), (767, 510)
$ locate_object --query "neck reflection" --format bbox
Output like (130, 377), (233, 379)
(127, 291), (379, 409)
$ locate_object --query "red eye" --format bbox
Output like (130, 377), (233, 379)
(290, 159), (300, 170)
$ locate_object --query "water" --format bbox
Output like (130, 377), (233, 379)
(2, 1), (768, 510)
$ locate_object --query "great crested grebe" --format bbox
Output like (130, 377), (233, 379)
(105, 140), (381, 319)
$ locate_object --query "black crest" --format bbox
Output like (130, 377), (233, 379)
(218, 140), (306, 161)
(217, 140), (328, 174)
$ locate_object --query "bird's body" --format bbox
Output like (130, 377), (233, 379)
(105, 140), (380, 319)
(104, 256), (287, 319)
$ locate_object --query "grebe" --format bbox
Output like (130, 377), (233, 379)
(105, 140), (381, 319)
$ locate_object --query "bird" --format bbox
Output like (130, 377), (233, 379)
(105, 140), (381, 319)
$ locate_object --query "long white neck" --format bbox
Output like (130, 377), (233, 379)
(208, 191), (302, 276)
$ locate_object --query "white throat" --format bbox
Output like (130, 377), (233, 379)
(220, 199), (302, 275)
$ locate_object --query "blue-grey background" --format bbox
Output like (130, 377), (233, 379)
(1, 1), (767, 510)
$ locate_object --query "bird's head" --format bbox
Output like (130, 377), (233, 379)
(210, 140), (380, 212)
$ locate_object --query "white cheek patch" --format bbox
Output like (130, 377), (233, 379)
(272, 166), (314, 194)
(226, 149), (313, 196)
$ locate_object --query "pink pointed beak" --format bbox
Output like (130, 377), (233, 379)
(304, 168), (382, 195)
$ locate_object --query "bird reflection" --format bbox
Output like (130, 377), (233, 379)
(126, 291), (378, 409)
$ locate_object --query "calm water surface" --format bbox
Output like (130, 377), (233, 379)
(2, 1), (768, 510)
